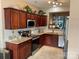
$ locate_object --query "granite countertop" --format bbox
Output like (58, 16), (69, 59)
(6, 30), (63, 44)
(32, 32), (64, 36)
(45, 32), (64, 36)
(6, 37), (32, 44)
(28, 46), (64, 59)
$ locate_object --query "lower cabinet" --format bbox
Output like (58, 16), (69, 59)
(6, 40), (32, 59)
(39, 34), (58, 47)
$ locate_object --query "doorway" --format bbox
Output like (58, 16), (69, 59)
(49, 12), (69, 59)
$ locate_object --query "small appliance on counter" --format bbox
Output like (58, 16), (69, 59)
(18, 30), (31, 37)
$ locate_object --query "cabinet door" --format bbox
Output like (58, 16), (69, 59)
(36, 15), (40, 27)
(19, 45), (27, 59)
(4, 8), (11, 29)
(38, 16), (47, 26)
(51, 35), (58, 47)
(11, 9), (19, 29)
(39, 34), (58, 47)
(45, 35), (58, 47)
(41, 16), (47, 26)
(39, 16), (43, 26)
(43, 16), (47, 26)
(19, 11), (26, 28)
(26, 44), (32, 57)
(19, 41), (32, 59)
(39, 34), (46, 46)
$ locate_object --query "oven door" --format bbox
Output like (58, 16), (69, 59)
(32, 36), (40, 52)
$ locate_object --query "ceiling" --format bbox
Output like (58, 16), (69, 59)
(26, 0), (70, 10)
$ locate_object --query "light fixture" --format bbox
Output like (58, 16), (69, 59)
(48, 0), (63, 6)
(59, 3), (63, 6)
(52, 2), (55, 4)
(48, 1), (51, 4)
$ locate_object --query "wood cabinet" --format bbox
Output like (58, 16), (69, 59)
(4, 8), (19, 29)
(36, 15), (40, 27)
(43, 16), (47, 26)
(39, 34), (58, 47)
(19, 11), (26, 28)
(6, 39), (32, 59)
(4, 8), (27, 29)
(39, 16), (43, 26)
(11, 9), (19, 29)
(4, 8), (47, 29)
(40, 16), (47, 26)
(36, 15), (47, 27)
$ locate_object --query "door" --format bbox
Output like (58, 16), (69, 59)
(19, 11), (26, 28)
(19, 45), (27, 59)
(36, 15), (40, 27)
(11, 9), (19, 29)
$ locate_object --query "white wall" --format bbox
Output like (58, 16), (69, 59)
(68, 0), (79, 59)
(46, 6), (69, 13)
(45, 6), (70, 28)
(2, 0), (39, 12)
(0, 0), (39, 48)
(0, 0), (4, 49)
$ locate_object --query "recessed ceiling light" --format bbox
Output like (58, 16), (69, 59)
(48, 1), (51, 4)
(56, 2), (59, 5)
(52, 2), (55, 4)
(59, 3), (63, 5)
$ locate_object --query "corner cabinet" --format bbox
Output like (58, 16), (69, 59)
(6, 39), (32, 59)
(4, 8), (47, 29)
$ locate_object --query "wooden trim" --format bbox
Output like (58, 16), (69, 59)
(4, 8), (47, 17)
(51, 11), (69, 16)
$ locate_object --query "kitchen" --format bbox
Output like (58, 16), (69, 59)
(0, 0), (70, 59)
(4, 8), (69, 59)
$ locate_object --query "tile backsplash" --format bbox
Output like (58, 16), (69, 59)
(4, 26), (47, 41)
(4, 26), (64, 48)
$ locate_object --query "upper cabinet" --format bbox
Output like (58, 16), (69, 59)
(19, 11), (27, 28)
(4, 8), (27, 29)
(4, 8), (47, 29)
(40, 16), (47, 26)
(36, 15), (47, 27)
(4, 8), (20, 29)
